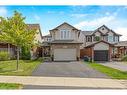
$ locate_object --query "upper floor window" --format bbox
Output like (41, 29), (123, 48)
(114, 36), (119, 42)
(60, 29), (70, 39)
(86, 36), (92, 42)
(108, 36), (113, 42)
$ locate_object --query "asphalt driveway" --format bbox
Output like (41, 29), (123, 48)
(32, 61), (108, 78)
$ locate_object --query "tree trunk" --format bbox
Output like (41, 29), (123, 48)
(16, 47), (20, 70)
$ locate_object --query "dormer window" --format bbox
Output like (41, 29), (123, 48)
(60, 29), (70, 39)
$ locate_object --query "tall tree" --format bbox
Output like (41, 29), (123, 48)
(0, 11), (37, 70)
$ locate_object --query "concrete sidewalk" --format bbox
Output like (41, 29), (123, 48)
(100, 62), (127, 72)
(0, 76), (126, 89)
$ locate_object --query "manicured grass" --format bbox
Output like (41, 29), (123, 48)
(0, 83), (22, 89)
(0, 58), (42, 76)
(87, 62), (127, 79)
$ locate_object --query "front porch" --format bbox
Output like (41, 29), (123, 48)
(111, 41), (127, 61)
(112, 46), (127, 61)
(0, 43), (17, 59)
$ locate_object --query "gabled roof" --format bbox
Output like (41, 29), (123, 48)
(50, 22), (80, 31)
(110, 30), (122, 36)
(82, 25), (122, 36)
(95, 25), (122, 36)
(85, 40), (114, 48)
(27, 24), (40, 30)
(96, 25), (110, 31)
(27, 24), (43, 39)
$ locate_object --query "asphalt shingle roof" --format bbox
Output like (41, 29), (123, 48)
(115, 41), (127, 47)
(81, 31), (94, 36)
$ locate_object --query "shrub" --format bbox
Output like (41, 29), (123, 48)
(21, 46), (31, 60)
(121, 55), (127, 61)
(0, 51), (9, 61)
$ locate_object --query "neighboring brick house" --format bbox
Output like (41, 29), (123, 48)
(49, 22), (82, 61)
(79, 25), (122, 61)
(0, 24), (43, 59)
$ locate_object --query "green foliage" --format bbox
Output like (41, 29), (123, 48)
(0, 51), (9, 61)
(0, 11), (37, 70)
(0, 83), (22, 89)
(121, 55), (127, 61)
(88, 62), (127, 79)
(95, 36), (100, 41)
(0, 59), (42, 76)
(21, 46), (31, 60)
(0, 11), (37, 48)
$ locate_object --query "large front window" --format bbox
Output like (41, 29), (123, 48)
(60, 29), (70, 39)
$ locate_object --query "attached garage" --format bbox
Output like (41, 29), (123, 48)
(94, 50), (109, 61)
(84, 41), (113, 62)
(93, 42), (109, 61)
(54, 49), (76, 61)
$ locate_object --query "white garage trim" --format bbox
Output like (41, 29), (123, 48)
(54, 49), (76, 61)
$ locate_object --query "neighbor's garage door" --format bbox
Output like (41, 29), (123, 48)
(94, 50), (109, 61)
(54, 49), (76, 61)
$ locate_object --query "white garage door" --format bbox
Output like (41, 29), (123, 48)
(54, 49), (76, 61)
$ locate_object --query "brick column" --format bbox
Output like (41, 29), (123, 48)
(109, 46), (112, 61)
(91, 47), (94, 62)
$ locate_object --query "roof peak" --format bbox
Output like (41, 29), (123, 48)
(50, 22), (80, 31)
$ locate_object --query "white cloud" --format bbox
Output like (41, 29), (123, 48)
(34, 14), (40, 21)
(114, 27), (127, 41)
(0, 7), (7, 17)
(74, 16), (115, 29)
(71, 13), (87, 18)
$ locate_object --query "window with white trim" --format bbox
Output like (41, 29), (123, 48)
(108, 36), (113, 42)
(60, 29), (70, 39)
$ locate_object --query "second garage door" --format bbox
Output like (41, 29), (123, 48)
(54, 49), (76, 61)
(94, 50), (109, 61)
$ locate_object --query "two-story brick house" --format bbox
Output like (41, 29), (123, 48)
(49, 22), (82, 61)
(79, 25), (122, 61)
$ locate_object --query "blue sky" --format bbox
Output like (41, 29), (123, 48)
(0, 6), (127, 40)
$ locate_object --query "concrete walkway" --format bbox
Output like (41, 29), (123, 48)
(0, 76), (126, 89)
(100, 62), (127, 72)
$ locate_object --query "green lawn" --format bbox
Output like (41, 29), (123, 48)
(87, 62), (127, 79)
(0, 83), (22, 89)
(0, 59), (42, 76)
